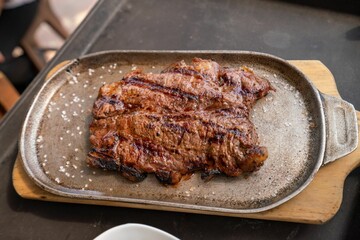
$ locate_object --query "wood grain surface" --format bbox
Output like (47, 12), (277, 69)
(12, 60), (360, 224)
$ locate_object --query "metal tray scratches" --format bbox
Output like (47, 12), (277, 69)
(20, 51), (354, 213)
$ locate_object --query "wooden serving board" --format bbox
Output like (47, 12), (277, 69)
(12, 60), (360, 224)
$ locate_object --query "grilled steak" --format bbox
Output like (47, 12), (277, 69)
(87, 58), (273, 185)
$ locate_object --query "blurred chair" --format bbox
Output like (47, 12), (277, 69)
(20, 0), (69, 70)
(0, 71), (20, 119)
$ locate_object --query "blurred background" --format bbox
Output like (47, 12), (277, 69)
(35, 0), (97, 61)
(0, 0), (96, 120)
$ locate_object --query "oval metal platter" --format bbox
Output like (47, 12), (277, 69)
(19, 51), (358, 213)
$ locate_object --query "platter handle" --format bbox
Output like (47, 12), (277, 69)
(321, 93), (358, 165)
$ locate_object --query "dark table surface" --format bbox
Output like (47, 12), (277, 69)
(1, 0), (360, 239)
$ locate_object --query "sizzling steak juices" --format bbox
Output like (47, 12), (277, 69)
(87, 58), (273, 185)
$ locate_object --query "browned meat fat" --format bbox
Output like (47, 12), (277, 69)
(87, 58), (273, 185)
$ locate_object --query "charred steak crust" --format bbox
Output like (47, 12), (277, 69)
(87, 58), (274, 185)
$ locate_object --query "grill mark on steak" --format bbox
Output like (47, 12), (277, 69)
(162, 58), (221, 82)
(161, 63), (206, 79)
(162, 121), (188, 146)
(120, 165), (148, 182)
(124, 76), (199, 102)
(88, 58), (273, 185)
(92, 95), (125, 118)
(87, 151), (119, 171)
